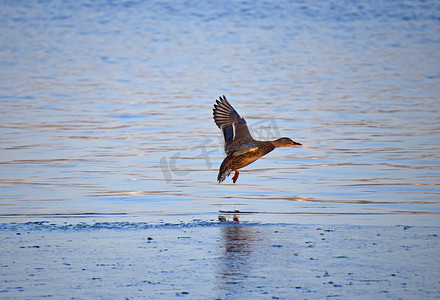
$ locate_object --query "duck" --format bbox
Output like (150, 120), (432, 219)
(213, 95), (302, 183)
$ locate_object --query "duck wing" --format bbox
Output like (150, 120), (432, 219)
(229, 143), (259, 156)
(213, 95), (255, 156)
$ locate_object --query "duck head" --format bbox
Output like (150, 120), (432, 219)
(272, 137), (302, 148)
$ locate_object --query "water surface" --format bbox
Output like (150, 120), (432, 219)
(1, 0), (439, 224)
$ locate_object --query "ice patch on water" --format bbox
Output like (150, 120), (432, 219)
(0, 220), (262, 232)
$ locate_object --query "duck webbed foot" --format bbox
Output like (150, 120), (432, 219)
(232, 169), (239, 183)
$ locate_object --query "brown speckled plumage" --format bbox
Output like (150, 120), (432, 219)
(213, 95), (301, 183)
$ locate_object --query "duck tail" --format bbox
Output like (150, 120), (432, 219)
(217, 169), (231, 183)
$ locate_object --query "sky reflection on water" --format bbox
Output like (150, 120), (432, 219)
(0, 1), (439, 222)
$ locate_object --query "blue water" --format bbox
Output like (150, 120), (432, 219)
(1, 0), (439, 224)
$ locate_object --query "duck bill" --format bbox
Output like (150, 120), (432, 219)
(292, 141), (302, 146)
